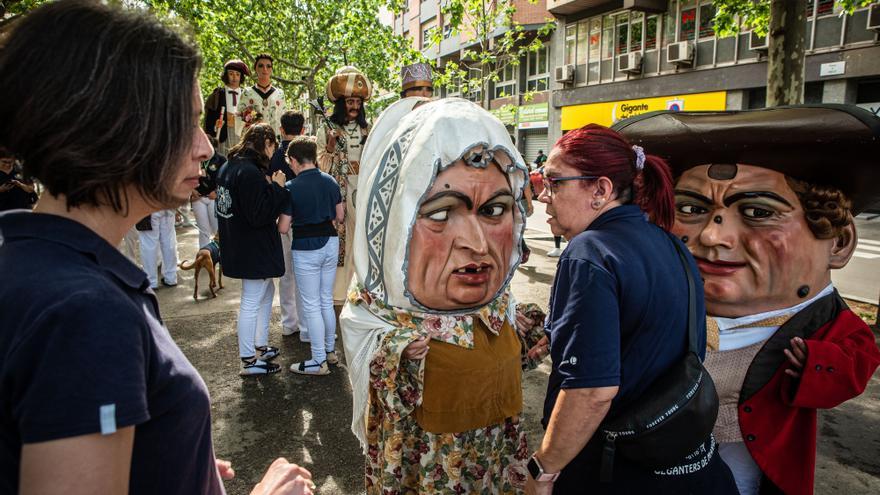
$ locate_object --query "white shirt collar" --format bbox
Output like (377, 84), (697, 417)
(714, 283), (834, 331)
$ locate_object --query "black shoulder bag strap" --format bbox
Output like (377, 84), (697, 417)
(599, 234), (699, 482)
(669, 233), (699, 355)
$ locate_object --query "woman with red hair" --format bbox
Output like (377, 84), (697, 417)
(525, 125), (737, 494)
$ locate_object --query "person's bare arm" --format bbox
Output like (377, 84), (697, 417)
(537, 386), (617, 472)
(278, 214), (292, 234)
(335, 202), (345, 224)
(20, 427), (135, 495)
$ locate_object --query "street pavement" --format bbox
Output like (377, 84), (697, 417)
(153, 211), (880, 494)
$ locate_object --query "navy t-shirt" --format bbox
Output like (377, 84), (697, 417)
(282, 168), (342, 251)
(0, 212), (224, 495)
(542, 205), (705, 443)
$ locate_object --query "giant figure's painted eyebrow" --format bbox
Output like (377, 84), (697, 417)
(420, 190), (473, 210)
(723, 191), (793, 208)
(674, 189), (712, 203)
(480, 189), (515, 205)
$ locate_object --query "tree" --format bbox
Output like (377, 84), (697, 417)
(713, 0), (873, 106)
(148, 0), (416, 128)
(410, 0), (554, 109)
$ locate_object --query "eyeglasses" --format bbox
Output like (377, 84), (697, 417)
(541, 174), (599, 194)
(257, 63), (273, 69)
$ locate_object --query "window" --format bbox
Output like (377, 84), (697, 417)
(646, 15), (658, 50)
(699, 2), (715, 39)
(616, 14), (629, 55)
(564, 24), (576, 65)
(680, 7), (697, 41)
(494, 62), (516, 98)
(602, 15), (614, 59)
(631, 12), (644, 52)
(443, 23), (452, 39)
(422, 27), (434, 49)
(577, 20), (588, 65)
(816, 0), (834, 16)
(663, 8), (676, 46)
(589, 18), (601, 60)
(526, 45), (549, 92)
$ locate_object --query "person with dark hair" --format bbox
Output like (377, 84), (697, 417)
(526, 124), (737, 494)
(317, 66), (372, 305)
(278, 137), (344, 375)
(0, 1), (313, 494)
(616, 106), (880, 495)
(216, 123), (290, 376)
(269, 110), (307, 339)
(204, 59), (250, 154)
(239, 53), (285, 136)
(0, 147), (37, 211)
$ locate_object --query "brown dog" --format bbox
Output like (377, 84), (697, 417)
(178, 238), (222, 300)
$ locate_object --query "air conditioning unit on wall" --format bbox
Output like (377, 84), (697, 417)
(667, 41), (694, 65)
(554, 64), (575, 84)
(618, 52), (643, 74)
(868, 4), (880, 31)
(749, 32), (769, 52)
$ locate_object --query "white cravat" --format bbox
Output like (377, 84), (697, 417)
(715, 283), (834, 351)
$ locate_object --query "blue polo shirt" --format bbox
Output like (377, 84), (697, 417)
(282, 167), (342, 251)
(0, 212), (224, 495)
(542, 205), (705, 427)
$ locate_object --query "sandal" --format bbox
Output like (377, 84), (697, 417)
(256, 345), (280, 361)
(289, 360), (330, 376)
(240, 358), (281, 376)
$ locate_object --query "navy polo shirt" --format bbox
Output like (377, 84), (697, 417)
(282, 168), (342, 251)
(542, 205), (706, 428)
(0, 212), (224, 495)
(268, 140), (296, 182)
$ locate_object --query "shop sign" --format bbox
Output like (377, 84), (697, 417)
(491, 105), (517, 125)
(519, 103), (549, 123)
(561, 91), (727, 130)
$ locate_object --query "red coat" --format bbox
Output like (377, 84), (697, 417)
(736, 293), (880, 495)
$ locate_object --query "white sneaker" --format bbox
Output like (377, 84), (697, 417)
(547, 247), (563, 257)
(281, 326), (298, 336)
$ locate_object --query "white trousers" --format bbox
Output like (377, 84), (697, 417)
(191, 197), (218, 247)
(119, 226), (140, 265)
(293, 237), (338, 364)
(279, 231), (303, 332)
(138, 210), (178, 288)
(237, 278), (275, 359)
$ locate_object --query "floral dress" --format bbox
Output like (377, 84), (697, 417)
(349, 287), (546, 494)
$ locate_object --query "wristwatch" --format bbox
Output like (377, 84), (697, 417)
(527, 454), (560, 482)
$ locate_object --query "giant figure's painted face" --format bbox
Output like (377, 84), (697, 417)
(407, 160), (516, 310)
(672, 164), (839, 318)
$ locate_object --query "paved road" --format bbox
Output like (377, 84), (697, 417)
(154, 217), (879, 494)
(527, 203), (880, 304)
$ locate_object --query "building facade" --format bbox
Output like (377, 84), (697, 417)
(546, 0), (880, 146)
(393, 0), (555, 166)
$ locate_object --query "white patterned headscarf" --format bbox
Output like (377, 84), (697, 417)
(340, 97), (529, 450)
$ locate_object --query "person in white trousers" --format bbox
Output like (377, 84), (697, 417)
(138, 209), (179, 288)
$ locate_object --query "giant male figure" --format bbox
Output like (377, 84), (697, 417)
(616, 105), (880, 495)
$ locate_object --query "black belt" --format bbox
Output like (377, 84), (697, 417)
(291, 220), (337, 238)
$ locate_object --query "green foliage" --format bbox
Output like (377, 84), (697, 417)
(713, 0), (874, 37)
(428, 0), (555, 106)
(147, 0), (418, 119)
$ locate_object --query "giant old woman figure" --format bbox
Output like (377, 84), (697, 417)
(341, 97), (534, 493)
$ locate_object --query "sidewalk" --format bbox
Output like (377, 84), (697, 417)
(156, 223), (880, 494)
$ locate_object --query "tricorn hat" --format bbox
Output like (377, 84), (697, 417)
(400, 62), (433, 92)
(223, 59), (250, 77)
(326, 66), (372, 102)
(612, 104), (880, 214)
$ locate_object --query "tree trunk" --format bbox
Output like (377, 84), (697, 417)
(766, 0), (807, 106)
